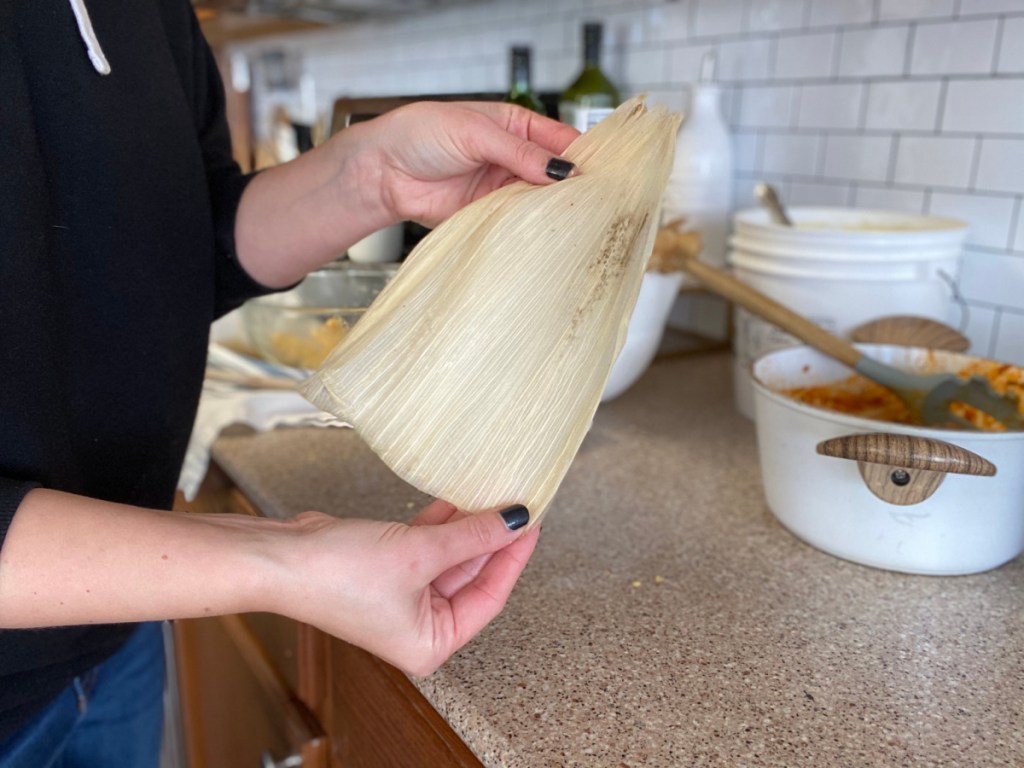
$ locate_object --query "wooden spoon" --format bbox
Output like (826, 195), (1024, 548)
(754, 182), (793, 226)
(850, 315), (969, 353)
(679, 256), (1024, 430)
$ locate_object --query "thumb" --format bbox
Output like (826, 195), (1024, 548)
(426, 504), (531, 572)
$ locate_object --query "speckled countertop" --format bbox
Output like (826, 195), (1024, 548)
(211, 352), (1024, 767)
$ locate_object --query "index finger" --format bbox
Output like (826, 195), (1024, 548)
(459, 101), (581, 156)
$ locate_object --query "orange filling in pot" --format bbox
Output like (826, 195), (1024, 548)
(781, 359), (1024, 431)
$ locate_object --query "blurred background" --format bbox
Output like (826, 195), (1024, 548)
(193, 0), (1024, 364)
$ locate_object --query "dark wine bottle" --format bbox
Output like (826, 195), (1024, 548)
(558, 22), (620, 131)
(505, 46), (546, 115)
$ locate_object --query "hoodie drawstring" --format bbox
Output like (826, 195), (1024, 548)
(68, 0), (111, 75)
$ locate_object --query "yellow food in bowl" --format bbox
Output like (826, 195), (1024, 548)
(782, 359), (1024, 431)
(268, 316), (349, 369)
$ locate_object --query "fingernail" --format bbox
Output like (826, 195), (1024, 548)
(545, 157), (575, 181)
(499, 505), (530, 531)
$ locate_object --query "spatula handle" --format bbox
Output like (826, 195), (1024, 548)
(681, 256), (863, 369)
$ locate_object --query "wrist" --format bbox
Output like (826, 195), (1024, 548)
(319, 122), (395, 234)
(234, 133), (394, 287)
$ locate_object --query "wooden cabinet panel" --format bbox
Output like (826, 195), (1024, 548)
(175, 617), (327, 768)
(243, 613), (299, 693)
(175, 468), (327, 768)
(323, 639), (483, 768)
(175, 462), (479, 768)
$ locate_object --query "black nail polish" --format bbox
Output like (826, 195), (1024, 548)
(500, 505), (530, 530)
(545, 158), (575, 181)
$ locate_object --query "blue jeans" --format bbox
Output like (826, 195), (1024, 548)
(0, 622), (166, 768)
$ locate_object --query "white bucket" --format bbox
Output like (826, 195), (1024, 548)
(729, 207), (968, 419)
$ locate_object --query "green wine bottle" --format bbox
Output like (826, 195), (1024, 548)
(558, 22), (620, 131)
(505, 46), (546, 115)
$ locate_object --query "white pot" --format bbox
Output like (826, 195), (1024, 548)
(731, 207), (968, 419)
(752, 344), (1024, 575)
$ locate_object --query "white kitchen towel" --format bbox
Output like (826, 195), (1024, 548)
(177, 344), (349, 500)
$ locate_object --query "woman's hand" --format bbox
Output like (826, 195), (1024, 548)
(355, 101), (580, 227)
(235, 101), (579, 288)
(268, 500), (540, 676)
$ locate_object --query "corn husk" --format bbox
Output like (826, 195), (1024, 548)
(301, 97), (681, 525)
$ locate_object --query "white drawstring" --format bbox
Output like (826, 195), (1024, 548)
(68, 0), (111, 75)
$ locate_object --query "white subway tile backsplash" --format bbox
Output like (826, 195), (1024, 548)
(943, 79), (1024, 134)
(763, 132), (821, 175)
(853, 185), (927, 213)
(910, 19), (999, 76)
(797, 83), (864, 129)
(732, 131), (763, 174)
(961, 303), (997, 358)
(864, 80), (942, 131)
(930, 192), (1017, 249)
(623, 46), (667, 85)
(894, 136), (976, 187)
(807, 0), (874, 28)
(536, 54), (578, 93)
(975, 139), (1024, 194)
(529, 19), (573, 54)
(717, 38), (773, 81)
(736, 85), (797, 127)
(271, 0), (1024, 355)
(957, 0), (1024, 15)
(993, 311), (1024, 365)
(774, 32), (836, 80)
(998, 18), (1024, 74)
(838, 25), (909, 78)
(823, 135), (892, 181)
(878, 0), (955, 21)
(669, 43), (717, 83)
(785, 180), (853, 205)
(958, 249), (1024, 311)
(745, 0), (809, 32)
(693, 0), (745, 38)
(647, 3), (692, 43)
(606, 8), (653, 48)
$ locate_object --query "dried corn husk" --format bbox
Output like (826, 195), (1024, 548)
(301, 97), (681, 525)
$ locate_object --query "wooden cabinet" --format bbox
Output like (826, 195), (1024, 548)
(173, 463), (483, 768)
(174, 615), (327, 768)
(319, 640), (482, 768)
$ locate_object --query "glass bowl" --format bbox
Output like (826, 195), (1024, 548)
(241, 260), (399, 369)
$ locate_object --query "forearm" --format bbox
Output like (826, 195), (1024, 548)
(234, 123), (389, 289)
(0, 489), (538, 675)
(0, 488), (286, 628)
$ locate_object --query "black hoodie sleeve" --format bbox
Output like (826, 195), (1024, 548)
(166, 1), (282, 318)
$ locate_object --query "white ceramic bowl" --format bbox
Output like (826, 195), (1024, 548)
(729, 207), (967, 419)
(602, 271), (683, 402)
(752, 344), (1024, 575)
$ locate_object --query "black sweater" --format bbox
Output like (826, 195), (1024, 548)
(0, 0), (274, 740)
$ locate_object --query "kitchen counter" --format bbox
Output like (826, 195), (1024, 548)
(210, 352), (1024, 767)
